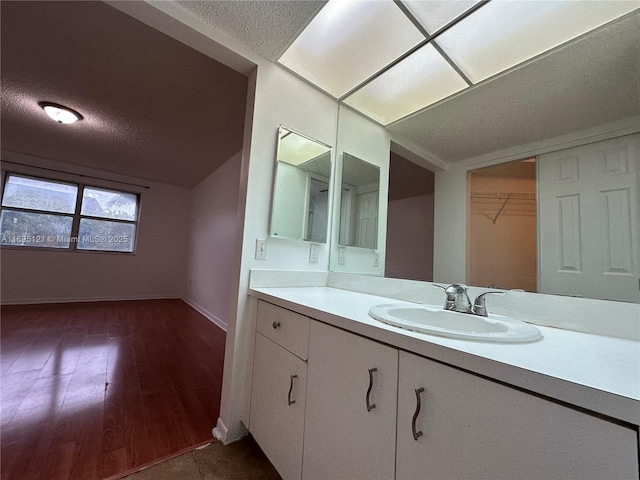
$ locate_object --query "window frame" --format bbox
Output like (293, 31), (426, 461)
(0, 172), (141, 254)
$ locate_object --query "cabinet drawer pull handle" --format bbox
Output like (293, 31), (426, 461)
(366, 368), (377, 412)
(412, 387), (425, 441)
(288, 374), (298, 406)
(272, 321), (281, 329)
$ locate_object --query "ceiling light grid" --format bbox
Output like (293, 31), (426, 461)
(278, 0), (639, 126)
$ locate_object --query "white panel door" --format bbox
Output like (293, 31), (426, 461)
(397, 351), (638, 480)
(302, 321), (398, 480)
(355, 190), (379, 249)
(250, 333), (307, 480)
(538, 134), (639, 301)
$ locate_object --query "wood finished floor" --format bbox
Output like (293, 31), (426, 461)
(0, 299), (226, 480)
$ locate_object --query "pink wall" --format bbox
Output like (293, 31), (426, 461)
(385, 194), (434, 281)
(184, 152), (242, 330)
(1, 160), (191, 303)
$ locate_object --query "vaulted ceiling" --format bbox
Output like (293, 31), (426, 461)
(1, 1), (248, 187)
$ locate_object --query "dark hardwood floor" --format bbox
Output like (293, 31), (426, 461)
(0, 299), (226, 480)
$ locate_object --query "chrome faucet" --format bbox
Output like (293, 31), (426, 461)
(472, 290), (506, 316)
(433, 284), (505, 316)
(433, 283), (472, 313)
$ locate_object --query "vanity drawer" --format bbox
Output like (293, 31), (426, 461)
(257, 301), (310, 360)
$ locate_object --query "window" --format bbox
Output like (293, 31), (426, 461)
(1, 173), (139, 253)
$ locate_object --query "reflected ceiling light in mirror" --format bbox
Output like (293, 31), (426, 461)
(278, 0), (424, 98)
(343, 44), (468, 125)
(435, 0), (639, 83)
(279, 128), (331, 166)
(38, 101), (83, 124)
(402, 0), (482, 35)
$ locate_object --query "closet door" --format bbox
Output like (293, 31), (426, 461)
(538, 133), (639, 301)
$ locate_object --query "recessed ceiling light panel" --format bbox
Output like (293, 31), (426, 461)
(401, 0), (482, 34)
(39, 101), (83, 124)
(343, 43), (468, 125)
(435, 0), (639, 83)
(278, 0), (425, 98)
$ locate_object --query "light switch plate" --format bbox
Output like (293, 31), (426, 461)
(255, 239), (267, 260)
(373, 252), (379, 267)
(309, 243), (320, 264)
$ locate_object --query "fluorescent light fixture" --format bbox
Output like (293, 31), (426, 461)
(435, 0), (639, 83)
(39, 102), (83, 124)
(402, 0), (482, 34)
(344, 44), (468, 125)
(278, 0), (424, 98)
(279, 129), (331, 166)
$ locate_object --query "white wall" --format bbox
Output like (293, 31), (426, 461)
(433, 115), (640, 285)
(184, 151), (242, 329)
(0, 152), (190, 304)
(217, 62), (339, 442)
(386, 194), (434, 281)
(330, 106), (390, 275)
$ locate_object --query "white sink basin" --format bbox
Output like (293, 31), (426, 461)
(369, 303), (541, 343)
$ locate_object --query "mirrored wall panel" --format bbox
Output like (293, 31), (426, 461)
(270, 126), (332, 242)
(338, 153), (380, 249)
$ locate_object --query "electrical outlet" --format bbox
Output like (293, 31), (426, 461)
(373, 252), (379, 267)
(309, 243), (320, 264)
(338, 247), (346, 265)
(255, 239), (267, 260)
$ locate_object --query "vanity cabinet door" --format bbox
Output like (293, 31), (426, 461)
(250, 333), (307, 480)
(302, 321), (398, 480)
(397, 351), (638, 480)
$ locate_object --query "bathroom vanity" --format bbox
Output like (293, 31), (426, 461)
(247, 279), (639, 480)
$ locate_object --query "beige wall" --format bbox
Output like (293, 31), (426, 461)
(468, 173), (536, 291)
(184, 151), (242, 329)
(0, 153), (190, 304)
(386, 194), (434, 281)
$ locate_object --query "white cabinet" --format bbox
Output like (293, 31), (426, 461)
(249, 301), (310, 480)
(302, 321), (398, 480)
(249, 300), (638, 480)
(396, 350), (639, 480)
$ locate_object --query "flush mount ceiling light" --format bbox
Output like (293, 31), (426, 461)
(278, 0), (638, 126)
(38, 102), (83, 124)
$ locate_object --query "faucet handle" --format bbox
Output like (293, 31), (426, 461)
(473, 290), (506, 317)
(432, 284), (455, 310)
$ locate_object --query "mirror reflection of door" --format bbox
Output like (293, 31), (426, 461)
(538, 134), (638, 302)
(467, 160), (537, 292)
(338, 153), (380, 249)
(385, 152), (435, 281)
(306, 176), (329, 243)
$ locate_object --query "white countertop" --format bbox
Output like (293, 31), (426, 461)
(250, 286), (640, 426)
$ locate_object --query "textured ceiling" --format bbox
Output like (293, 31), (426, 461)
(176, 0), (327, 61)
(388, 12), (640, 163)
(1, 1), (248, 187)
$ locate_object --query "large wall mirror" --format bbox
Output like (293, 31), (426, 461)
(467, 133), (639, 303)
(270, 126), (332, 242)
(338, 153), (380, 249)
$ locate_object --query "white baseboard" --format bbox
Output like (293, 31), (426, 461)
(212, 417), (248, 445)
(182, 297), (228, 332)
(212, 417), (229, 443)
(0, 293), (181, 306)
